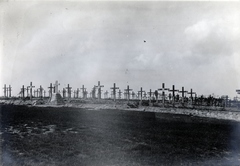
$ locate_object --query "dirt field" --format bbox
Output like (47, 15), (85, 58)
(1, 105), (240, 166)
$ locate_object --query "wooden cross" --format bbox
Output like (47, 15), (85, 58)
(62, 88), (66, 98)
(76, 88), (80, 98)
(66, 84), (72, 98)
(148, 89), (153, 98)
(95, 81), (104, 100)
(3, 84), (7, 98)
(28, 82), (35, 100)
(81, 85), (86, 98)
(54, 81), (60, 93)
(73, 90), (77, 98)
(111, 83), (119, 101)
(92, 86), (96, 99)
(48, 83), (54, 97)
(168, 85), (179, 105)
(38, 86), (43, 98)
(158, 83), (169, 106)
(8, 85), (12, 98)
(143, 91), (147, 99)
(178, 87), (188, 104)
(43, 90), (46, 97)
(138, 87), (145, 102)
(20, 85), (26, 98)
(124, 85), (132, 101)
(118, 89), (122, 99)
(6, 87), (8, 98)
(188, 89), (196, 104)
(131, 91), (135, 99)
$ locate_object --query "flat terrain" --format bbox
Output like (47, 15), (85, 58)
(1, 105), (240, 166)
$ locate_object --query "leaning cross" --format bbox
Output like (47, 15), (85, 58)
(28, 82), (35, 100)
(95, 81), (104, 100)
(110, 83), (119, 101)
(124, 85), (132, 101)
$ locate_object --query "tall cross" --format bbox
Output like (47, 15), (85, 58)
(3, 84), (7, 98)
(138, 87), (145, 102)
(81, 85), (86, 98)
(118, 89), (122, 99)
(168, 85), (179, 106)
(8, 85), (12, 98)
(179, 87), (188, 104)
(48, 83), (54, 97)
(95, 81), (104, 100)
(28, 82), (35, 100)
(110, 83), (119, 101)
(158, 83), (169, 106)
(124, 85), (132, 101)
(148, 89), (153, 98)
(66, 84), (72, 98)
(54, 81), (60, 93)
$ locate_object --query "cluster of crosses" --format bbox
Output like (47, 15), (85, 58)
(3, 81), (238, 107)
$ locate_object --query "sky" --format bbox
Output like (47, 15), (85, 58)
(1, 1), (240, 98)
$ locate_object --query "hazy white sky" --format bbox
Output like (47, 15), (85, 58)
(1, 1), (240, 98)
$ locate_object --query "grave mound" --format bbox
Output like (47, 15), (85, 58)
(48, 93), (65, 105)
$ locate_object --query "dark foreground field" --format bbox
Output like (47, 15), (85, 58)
(1, 105), (240, 166)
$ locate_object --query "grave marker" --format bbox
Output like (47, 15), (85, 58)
(179, 87), (188, 104)
(138, 87), (145, 102)
(168, 85), (178, 106)
(76, 88), (80, 98)
(188, 89), (196, 105)
(62, 88), (66, 98)
(95, 81), (104, 100)
(54, 81), (60, 93)
(28, 82), (35, 100)
(66, 84), (72, 98)
(110, 83), (119, 101)
(158, 83), (169, 106)
(124, 85), (132, 101)
(131, 91), (135, 99)
(104, 90), (109, 99)
(81, 85), (86, 99)
(21, 85), (26, 98)
(118, 89), (122, 99)
(48, 83), (54, 97)
(8, 85), (12, 98)
(38, 86), (44, 98)
(3, 84), (7, 98)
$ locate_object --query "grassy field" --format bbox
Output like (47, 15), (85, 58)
(1, 105), (240, 166)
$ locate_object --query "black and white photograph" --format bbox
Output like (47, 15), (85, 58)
(1, 1), (240, 165)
